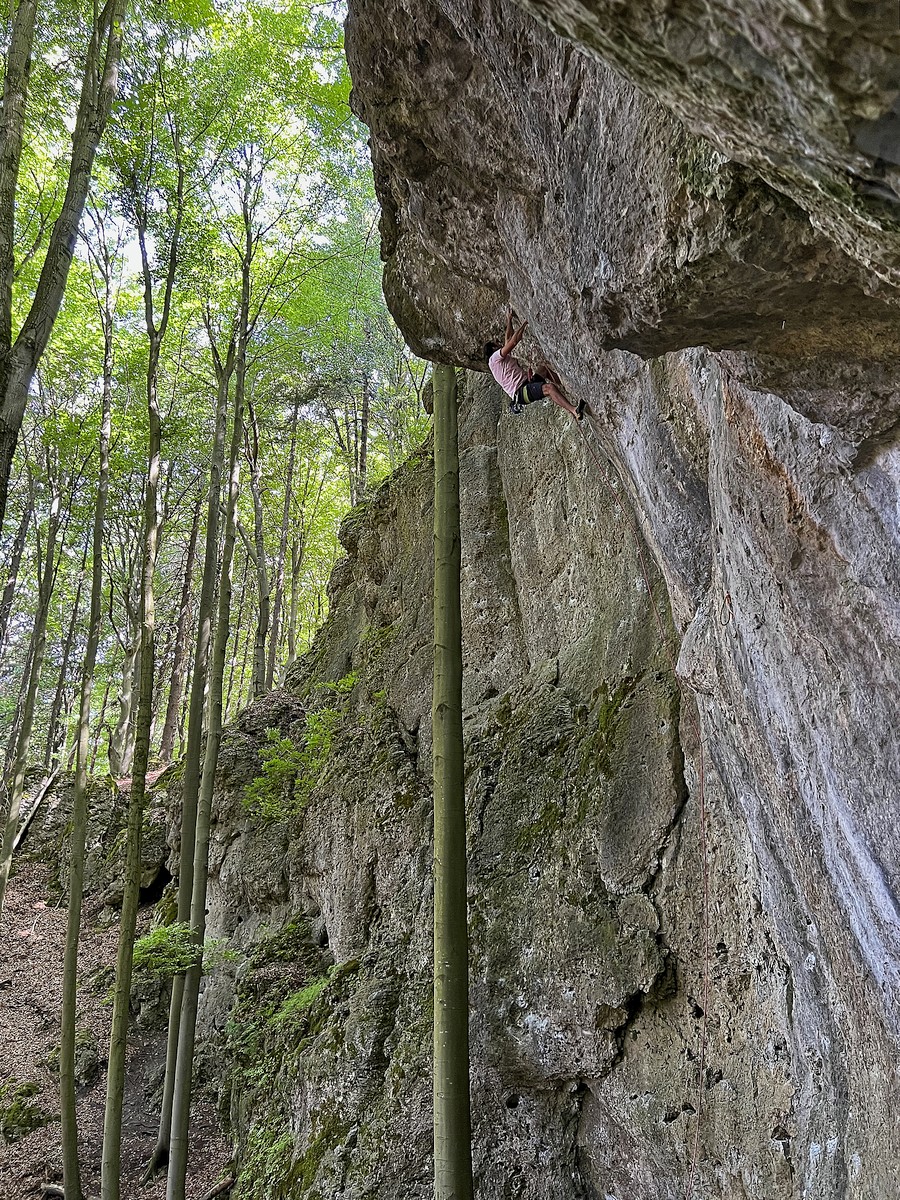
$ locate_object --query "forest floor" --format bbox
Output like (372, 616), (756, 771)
(0, 861), (231, 1200)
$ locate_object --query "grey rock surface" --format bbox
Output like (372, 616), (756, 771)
(201, 377), (805, 1200)
(197, 2), (899, 1198)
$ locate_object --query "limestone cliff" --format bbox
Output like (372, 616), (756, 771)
(200, 4), (900, 1199)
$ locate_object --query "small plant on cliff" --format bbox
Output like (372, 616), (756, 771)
(315, 669), (358, 697)
(245, 730), (307, 821)
(131, 922), (202, 981)
(270, 971), (332, 1027)
(244, 707), (343, 822)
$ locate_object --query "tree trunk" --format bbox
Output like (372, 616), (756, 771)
(101, 141), (183, 1200)
(358, 372), (370, 502)
(60, 292), (112, 1200)
(282, 463), (327, 677)
(0, 483), (61, 918)
(265, 395), (299, 691)
(3, 606), (34, 780)
(0, 500), (31, 655)
(0, 0), (39, 354)
(0, 0), (125, 534)
(224, 554), (247, 721)
(166, 248), (249, 1200)
(145, 330), (234, 1180)
(285, 529), (302, 675)
(107, 629), (138, 778)
(431, 364), (473, 1200)
(158, 491), (202, 763)
(245, 401), (269, 700)
(176, 658), (191, 757)
(236, 606), (253, 713)
(45, 544), (88, 770)
(100, 352), (161, 1200)
(89, 675), (111, 774)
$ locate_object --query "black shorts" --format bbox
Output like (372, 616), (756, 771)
(515, 374), (545, 406)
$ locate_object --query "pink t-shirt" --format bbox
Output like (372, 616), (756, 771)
(488, 350), (526, 399)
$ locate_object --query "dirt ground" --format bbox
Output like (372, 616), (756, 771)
(0, 861), (232, 1200)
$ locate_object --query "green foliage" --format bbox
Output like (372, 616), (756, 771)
(1, 0), (430, 790)
(0, 1081), (50, 1144)
(244, 730), (306, 821)
(131, 922), (201, 980)
(270, 972), (332, 1027)
(315, 670), (358, 696)
(131, 920), (238, 980)
(244, 698), (346, 822)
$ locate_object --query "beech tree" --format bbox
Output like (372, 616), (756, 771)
(60, 200), (117, 1200)
(0, 0), (126, 533)
(101, 34), (188, 1193)
(431, 363), (474, 1200)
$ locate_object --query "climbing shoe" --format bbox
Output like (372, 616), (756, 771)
(509, 399), (524, 415)
(575, 397), (586, 421)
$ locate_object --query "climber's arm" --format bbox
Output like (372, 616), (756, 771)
(501, 316), (528, 357)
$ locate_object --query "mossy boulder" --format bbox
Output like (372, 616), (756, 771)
(0, 1081), (50, 1143)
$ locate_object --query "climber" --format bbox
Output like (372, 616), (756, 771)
(484, 311), (585, 420)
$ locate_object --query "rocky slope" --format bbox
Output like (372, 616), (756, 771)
(196, 3), (899, 1199)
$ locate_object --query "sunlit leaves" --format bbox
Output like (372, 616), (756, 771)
(1, 0), (430, 767)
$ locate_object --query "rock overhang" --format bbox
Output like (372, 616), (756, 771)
(346, 0), (900, 445)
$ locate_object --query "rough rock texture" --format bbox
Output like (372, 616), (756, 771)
(346, 0), (900, 449)
(201, 375), (795, 1200)
(198, 3), (899, 1199)
(517, 0), (900, 291)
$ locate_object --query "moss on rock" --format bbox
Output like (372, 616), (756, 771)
(0, 1081), (50, 1143)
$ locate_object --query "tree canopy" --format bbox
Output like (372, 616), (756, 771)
(0, 0), (428, 773)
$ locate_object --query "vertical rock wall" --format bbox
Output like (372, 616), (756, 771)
(199, 2), (899, 1198)
(203, 373), (836, 1200)
(329, 0), (897, 1195)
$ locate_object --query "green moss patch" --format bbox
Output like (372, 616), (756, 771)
(0, 1081), (50, 1143)
(225, 918), (360, 1198)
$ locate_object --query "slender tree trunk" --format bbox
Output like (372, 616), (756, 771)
(145, 333), (233, 1180)
(358, 372), (370, 502)
(45, 545), (88, 769)
(158, 492), (202, 763)
(60, 300), (112, 1200)
(3, 612), (35, 780)
(346, 403), (357, 505)
(431, 364), (473, 1200)
(0, 0), (125, 534)
(236, 609), (253, 713)
(0, 485), (61, 918)
(89, 675), (111, 774)
(0, 500), (31, 654)
(100, 352), (161, 1200)
(245, 401), (269, 699)
(167, 265), (248, 1200)
(176, 658), (191, 757)
(0, 0), (39, 356)
(122, 652), (139, 773)
(224, 556), (247, 721)
(101, 142), (183, 1200)
(107, 628), (138, 778)
(265, 395), (299, 691)
(285, 529), (302, 675)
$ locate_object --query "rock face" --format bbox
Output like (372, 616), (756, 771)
(201, 4), (900, 1199)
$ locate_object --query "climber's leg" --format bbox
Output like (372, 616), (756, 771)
(543, 381), (582, 420)
(536, 361), (562, 388)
